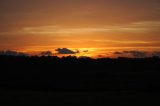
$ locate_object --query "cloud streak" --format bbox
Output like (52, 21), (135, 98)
(0, 21), (160, 35)
(23, 21), (160, 34)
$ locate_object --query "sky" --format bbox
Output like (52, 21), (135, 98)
(0, 0), (160, 57)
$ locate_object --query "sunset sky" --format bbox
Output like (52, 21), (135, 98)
(0, 0), (160, 57)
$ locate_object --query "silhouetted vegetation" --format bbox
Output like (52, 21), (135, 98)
(1, 55), (160, 105)
(0, 55), (160, 91)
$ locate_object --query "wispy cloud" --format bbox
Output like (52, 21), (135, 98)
(23, 21), (160, 34)
(0, 21), (160, 35)
(91, 39), (156, 44)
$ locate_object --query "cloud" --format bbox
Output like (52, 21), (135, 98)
(55, 48), (79, 54)
(40, 51), (52, 56)
(113, 50), (147, 58)
(22, 21), (160, 34)
(152, 51), (160, 57)
(113, 52), (123, 55)
(123, 51), (147, 58)
(0, 50), (27, 56)
(83, 50), (89, 52)
(1, 21), (160, 35)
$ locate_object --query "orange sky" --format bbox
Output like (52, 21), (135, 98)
(0, 0), (160, 57)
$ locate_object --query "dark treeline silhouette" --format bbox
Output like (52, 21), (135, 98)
(0, 55), (160, 91)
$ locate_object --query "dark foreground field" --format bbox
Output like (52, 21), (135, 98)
(0, 56), (160, 105)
